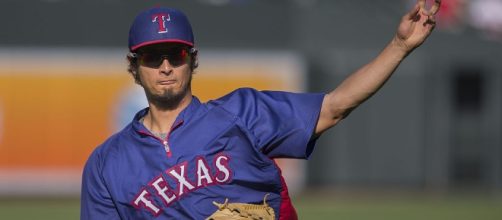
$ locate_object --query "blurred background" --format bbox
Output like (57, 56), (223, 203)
(0, 0), (501, 219)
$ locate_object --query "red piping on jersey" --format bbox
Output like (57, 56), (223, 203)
(273, 161), (298, 220)
(138, 120), (184, 158)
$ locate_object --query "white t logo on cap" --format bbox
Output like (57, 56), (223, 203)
(152, 13), (171, 34)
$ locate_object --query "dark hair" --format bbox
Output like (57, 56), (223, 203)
(126, 48), (198, 85)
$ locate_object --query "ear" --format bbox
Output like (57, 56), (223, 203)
(190, 48), (199, 70)
(126, 52), (142, 85)
(127, 52), (137, 63)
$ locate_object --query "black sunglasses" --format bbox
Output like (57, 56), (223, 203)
(130, 47), (196, 68)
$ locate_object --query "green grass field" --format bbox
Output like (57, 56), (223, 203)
(294, 191), (502, 220)
(1, 192), (501, 219)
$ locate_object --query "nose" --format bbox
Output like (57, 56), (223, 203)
(159, 58), (173, 74)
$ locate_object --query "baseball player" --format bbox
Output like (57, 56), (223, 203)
(81, 3), (437, 220)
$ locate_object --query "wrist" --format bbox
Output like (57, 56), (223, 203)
(389, 36), (412, 59)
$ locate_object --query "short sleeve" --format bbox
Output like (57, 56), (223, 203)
(210, 88), (325, 159)
(81, 148), (121, 220)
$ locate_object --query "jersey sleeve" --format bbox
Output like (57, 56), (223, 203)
(81, 148), (121, 220)
(211, 88), (325, 159)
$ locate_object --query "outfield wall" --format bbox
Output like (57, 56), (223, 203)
(0, 48), (307, 195)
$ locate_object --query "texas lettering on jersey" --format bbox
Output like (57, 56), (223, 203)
(131, 154), (232, 216)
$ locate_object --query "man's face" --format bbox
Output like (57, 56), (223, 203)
(136, 43), (193, 107)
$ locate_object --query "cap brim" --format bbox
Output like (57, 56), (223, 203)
(130, 39), (194, 51)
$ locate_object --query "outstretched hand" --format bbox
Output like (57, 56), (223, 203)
(393, 3), (438, 53)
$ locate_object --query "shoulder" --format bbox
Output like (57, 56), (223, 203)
(85, 126), (131, 167)
(206, 87), (296, 108)
(205, 87), (325, 115)
(208, 87), (259, 105)
(208, 87), (324, 107)
(204, 87), (258, 112)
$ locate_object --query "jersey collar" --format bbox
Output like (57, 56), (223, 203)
(132, 96), (202, 133)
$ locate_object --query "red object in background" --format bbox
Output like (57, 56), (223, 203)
(435, 0), (465, 29)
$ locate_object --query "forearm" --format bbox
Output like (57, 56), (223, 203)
(314, 38), (411, 135)
(326, 38), (410, 119)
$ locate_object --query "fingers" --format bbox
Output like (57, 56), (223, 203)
(415, 3), (437, 28)
(419, 0), (442, 16)
(425, 15), (436, 25)
(406, 3), (421, 20)
(424, 15), (436, 31)
(418, 0), (426, 10)
(429, 0), (442, 15)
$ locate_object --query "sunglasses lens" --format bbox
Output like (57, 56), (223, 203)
(139, 47), (190, 68)
(168, 48), (189, 66)
(139, 53), (161, 67)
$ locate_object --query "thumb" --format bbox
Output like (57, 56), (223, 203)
(407, 3), (420, 20)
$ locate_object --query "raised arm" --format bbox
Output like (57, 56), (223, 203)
(315, 3), (437, 136)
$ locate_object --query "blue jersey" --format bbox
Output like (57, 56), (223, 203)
(81, 88), (324, 219)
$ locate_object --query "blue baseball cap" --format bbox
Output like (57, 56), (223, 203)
(128, 7), (194, 52)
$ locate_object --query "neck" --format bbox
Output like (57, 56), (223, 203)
(143, 94), (192, 134)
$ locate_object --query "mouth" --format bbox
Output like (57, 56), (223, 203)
(158, 80), (176, 85)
